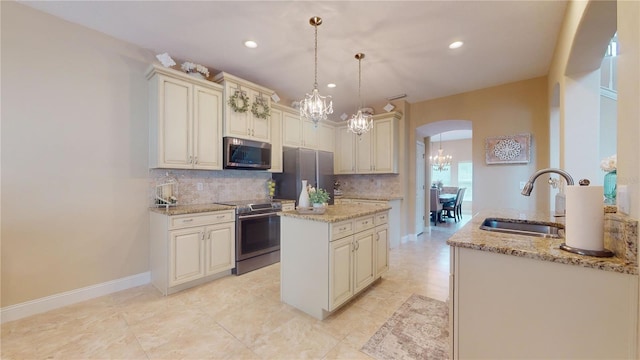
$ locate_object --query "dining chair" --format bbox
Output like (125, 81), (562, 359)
(443, 187), (465, 222)
(455, 188), (466, 221)
(430, 188), (443, 226)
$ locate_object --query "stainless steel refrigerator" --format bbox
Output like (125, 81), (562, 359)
(273, 147), (334, 206)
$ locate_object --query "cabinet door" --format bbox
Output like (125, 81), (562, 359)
(204, 222), (235, 275)
(269, 107), (283, 173)
(354, 229), (375, 293)
(159, 75), (193, 168)
(335, 126), (355, 174)
(223, 82), (251, 138)
(169, 227), (205, 287)
(318, 123), (335, 153)
(329, 236), (354, 310)
(356, 130), (373, 173)
(193, 85), (223, 170)
(249, 89), (271, 141)
(375, 224), (389, 277)
(372, 118), (397, 173)
(282, 111), (302, 147)
(301, 119), (319, 149)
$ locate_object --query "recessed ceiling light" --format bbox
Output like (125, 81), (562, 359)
(244, 40), (258, 49)
(327, 83), (336, 88)
(449, 41), (464, 49)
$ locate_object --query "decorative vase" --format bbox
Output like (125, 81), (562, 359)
(298, 180), (310, 208)
(603, 170), (617, 201)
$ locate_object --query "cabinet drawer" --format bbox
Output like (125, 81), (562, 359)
(375, 212), (388, 225)
(331, 220), (354, 241)
(281, 203), (295, 212)
(169, 211), (235, 230)
(355, 216), (375, 233)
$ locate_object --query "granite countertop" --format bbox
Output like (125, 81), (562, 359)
(335, 195), (403, 201)
(447, 209), (637, 275)
(149, 204), (234, 215)
(279, 204), (391, 223)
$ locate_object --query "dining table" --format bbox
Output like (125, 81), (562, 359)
(439, 193), (456, 204)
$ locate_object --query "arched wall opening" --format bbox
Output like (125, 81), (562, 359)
(415, 120), (472, 232)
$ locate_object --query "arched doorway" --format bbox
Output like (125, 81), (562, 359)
(415, 120), (472, 234)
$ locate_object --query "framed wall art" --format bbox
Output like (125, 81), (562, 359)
(485, 133), (531, 164)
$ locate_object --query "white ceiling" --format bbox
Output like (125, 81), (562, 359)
(20, 0), (568, 123)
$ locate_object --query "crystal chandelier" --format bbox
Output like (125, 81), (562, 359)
(348, 53), (373, 136)
(300, 16), (333, 126)
(430, 133), (452, 171)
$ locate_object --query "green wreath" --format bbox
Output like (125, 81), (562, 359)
(228, 90), (250, 113)
(251, 96), (271, 119)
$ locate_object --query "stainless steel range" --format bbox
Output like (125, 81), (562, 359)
(215, 199), (282, 275)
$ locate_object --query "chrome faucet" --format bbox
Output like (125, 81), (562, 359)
(521, 168), (575, 196)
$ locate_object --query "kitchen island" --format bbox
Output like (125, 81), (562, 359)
(279, 204), (391, 319)
(447, 209), (638, 359)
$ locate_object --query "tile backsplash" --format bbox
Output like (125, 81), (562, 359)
(149, 169), (273, 206)
(149, 170), (401, 206)
(335, 174), (401, 197)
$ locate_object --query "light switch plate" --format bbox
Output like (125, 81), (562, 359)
(197, 183), (203, 191)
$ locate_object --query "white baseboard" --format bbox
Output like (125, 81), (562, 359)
(401, 234), (417, 243)
(1, 272), (150, 324)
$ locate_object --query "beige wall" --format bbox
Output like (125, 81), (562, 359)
(1, 2), (153, 306)
(410, 77), (550, 214)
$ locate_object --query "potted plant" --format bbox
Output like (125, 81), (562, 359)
(308, 187), (330, 207)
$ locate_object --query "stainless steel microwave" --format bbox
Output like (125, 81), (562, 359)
(223, 137), (271, 170)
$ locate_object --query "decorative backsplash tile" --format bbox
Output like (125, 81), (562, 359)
(148, 170), (402, 207)
(149, 169), (273, 206)
(335, 174), (401, 198)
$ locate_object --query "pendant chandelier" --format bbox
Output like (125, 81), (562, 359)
(300, 16), (333, 126)
(348, 53), (373, 136)
(430, 133), (452, 171)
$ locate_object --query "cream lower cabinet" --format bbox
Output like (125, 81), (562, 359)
(340, 199), (401, 249)
(150, 210), (235, 295)
(450, 247), (638, 359)
(280, 209), (389, 319)
(147, 65), (224, 170)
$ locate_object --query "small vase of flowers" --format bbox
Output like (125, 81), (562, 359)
(600, 154), (617, 202)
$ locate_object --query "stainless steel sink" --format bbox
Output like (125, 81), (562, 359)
(480, 218), (564, 238)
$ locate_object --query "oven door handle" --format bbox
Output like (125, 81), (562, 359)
(237, 212), (279, 220)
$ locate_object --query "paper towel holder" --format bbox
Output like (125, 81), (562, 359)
(560, 177), (614, 257)
(559, 243), (613, 257)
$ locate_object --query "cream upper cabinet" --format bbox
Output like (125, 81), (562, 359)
(214, 72), (273, 142)
(318, 122), (335, 153)
(269, 107), (283, 173)
(334, 112), (400, 174)
(278, 103), (334, 152)
(371, 114), (399, 173)
(147, 65), (224, 170)
(278, 104), (303, 148)
(335, 125), (356, 174)
(301, 119), (319, 149)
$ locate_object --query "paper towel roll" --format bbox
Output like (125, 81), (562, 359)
(565, 185), (604, 251)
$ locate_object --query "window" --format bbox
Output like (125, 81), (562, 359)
(431, 168), (451, 187)
(458, 162), (473, 201)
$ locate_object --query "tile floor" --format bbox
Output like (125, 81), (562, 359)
(1, 216), (469, 360)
